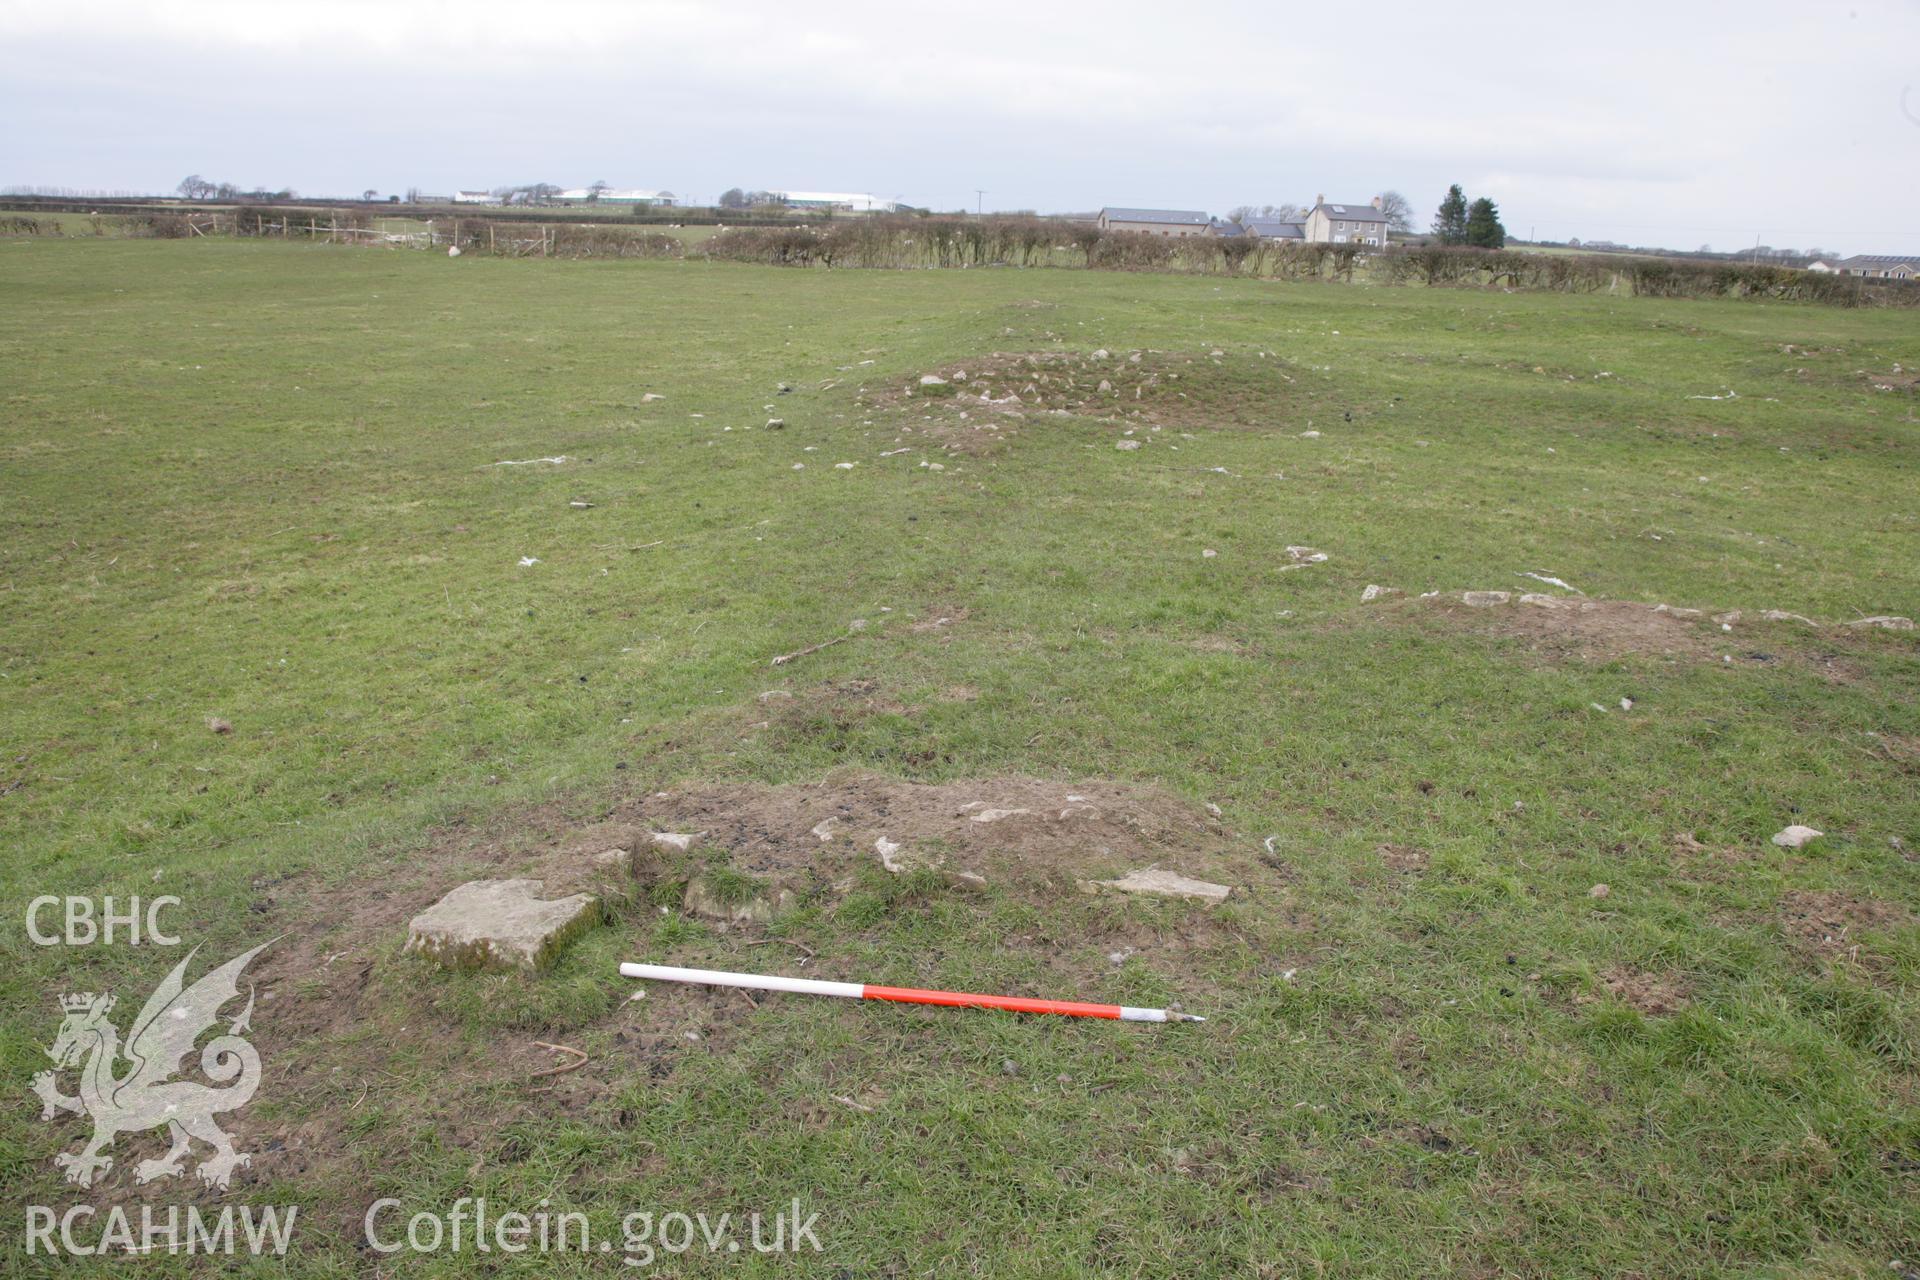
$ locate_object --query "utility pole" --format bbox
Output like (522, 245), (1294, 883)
(975, 189), (987, 216)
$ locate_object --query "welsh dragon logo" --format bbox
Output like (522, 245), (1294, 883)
(32, 942), (271, 1190)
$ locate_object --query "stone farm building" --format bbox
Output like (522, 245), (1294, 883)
(1097, 208), (1212, 237)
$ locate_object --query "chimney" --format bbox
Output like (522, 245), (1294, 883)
(1371, 195), (1382, 209)
(1315, 193), (1324, 207)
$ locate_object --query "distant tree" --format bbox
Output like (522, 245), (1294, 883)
(1433, 185), (1469, 245)
(1377, 190), (1413, 234)
(587, 179), (610, 202)
(717, 187), (748, 209)
(176, 174), (211, 200)
(1465, 197), (1506, 249)
(1228, 205), (1256, 225)
(405, 186), (421, 204)
(361, 188), (378, 202)
(1699, 244), (1713, 254)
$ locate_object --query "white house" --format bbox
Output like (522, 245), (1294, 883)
(1302, 196), (1390, 246)
(452, 190), (498, 205)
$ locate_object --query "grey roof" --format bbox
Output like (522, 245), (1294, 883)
(1100, 207), (1211, 225)
(1244, 219), (1305, 239)
(1314, 201), (1388, 223)
(1839, 254), (1918, 268)
(1209, 218), (1244, 237)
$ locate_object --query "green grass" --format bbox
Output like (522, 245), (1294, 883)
(1, 239), (1916, 1277)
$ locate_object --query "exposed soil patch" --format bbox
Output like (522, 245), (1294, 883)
(856, 349), (1312, 455)
(1403, 595), (1718, 664)
(1775, 889), (1912, 972)
(1595, 967), (1692, 1015)
(1378, 843), (1429, 873)
(1863, 368), (1918, 394)
(623, 770), (1251, 896)
(1391, 595), (1893, 676)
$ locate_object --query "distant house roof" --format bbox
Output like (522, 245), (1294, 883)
(1209, 218), (1244, 237)
(1101, 207), (1211, 225)
(1244, 219), (1305, 239)
(1313, 201), (1387, 223)
(1838, 254), (1918, 269)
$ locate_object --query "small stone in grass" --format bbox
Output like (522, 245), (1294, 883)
(1588, 883), (1610, 899)
(207, 716), (233, 735)
(1771, 824), (1823, 849)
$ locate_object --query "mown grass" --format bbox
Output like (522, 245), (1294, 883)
(0, 239), (1916, 1277)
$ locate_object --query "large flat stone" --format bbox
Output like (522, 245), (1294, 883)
(1089, 869), (1233, 905)
(406, 879), (600, 972)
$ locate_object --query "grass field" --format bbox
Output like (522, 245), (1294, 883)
(1, 238), (1916, 1276)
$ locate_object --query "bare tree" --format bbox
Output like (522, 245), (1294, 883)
(587, 178), (610, 202)
(361, 188), (378, 202)
(1376, 190), (1413, 234)
(1229, 203), (1304, 225)
(176, 174), (211, 200)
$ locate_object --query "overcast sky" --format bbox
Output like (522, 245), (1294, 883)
(4, 0), (1917, 254)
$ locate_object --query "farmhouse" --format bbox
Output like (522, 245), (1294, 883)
(1303, 196), (1389, 246)
(779, 192), (897, 213)
(1819, 254), (1918, 279)
(1097, 208), (1211, 237)
(451, 190), (498, 205)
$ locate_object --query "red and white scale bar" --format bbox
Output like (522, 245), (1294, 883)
(619, 962), (1204, 1023)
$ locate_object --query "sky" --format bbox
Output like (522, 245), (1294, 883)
(3, 0), (1918, 255)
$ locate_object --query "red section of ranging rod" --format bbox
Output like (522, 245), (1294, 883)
(862, 984), (1125, 1019)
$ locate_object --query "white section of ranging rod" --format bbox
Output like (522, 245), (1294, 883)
(619, 961), (862, 1000)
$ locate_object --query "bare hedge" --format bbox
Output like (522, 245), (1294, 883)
(699, 218), (1915, 307)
